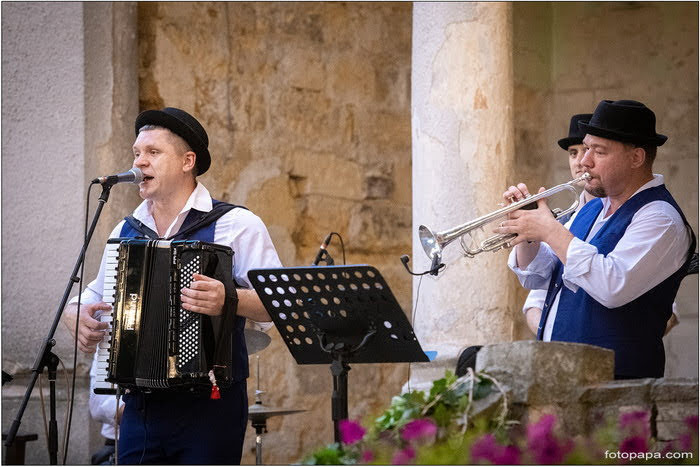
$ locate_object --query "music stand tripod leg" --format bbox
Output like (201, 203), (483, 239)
(330, 357), (350, 444)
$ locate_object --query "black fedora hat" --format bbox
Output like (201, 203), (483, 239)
(578, 100), (667, 147)
(135, 107), (211, 175)
(558, 113), (593, 150)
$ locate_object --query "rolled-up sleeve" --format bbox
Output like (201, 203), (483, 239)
(507, 242), (558, 290)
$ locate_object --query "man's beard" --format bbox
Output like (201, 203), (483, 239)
(585, 184), (607, 198)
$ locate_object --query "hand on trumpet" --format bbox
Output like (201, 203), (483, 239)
(495, 182), (575, 267)
(495, 184), (557, 246)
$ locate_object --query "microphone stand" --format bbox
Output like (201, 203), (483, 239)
(4, 183), (113, 464)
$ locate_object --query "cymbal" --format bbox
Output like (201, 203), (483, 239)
(245, 329), (272, 355)
(248, 402), (306, 421)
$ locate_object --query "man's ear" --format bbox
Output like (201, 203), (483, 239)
(630, 146), (646, 169)
(183, 151), (197, 173)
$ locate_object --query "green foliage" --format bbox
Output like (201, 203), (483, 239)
(301, 443), (343, 465)
(372, 370), (496, 437)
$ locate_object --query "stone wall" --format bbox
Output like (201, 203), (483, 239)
(137, 2), (413, 462)
(478, 341), (698, 441)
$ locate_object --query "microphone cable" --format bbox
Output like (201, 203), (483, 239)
(329, 232), (346, 265)
(399, 255), (446, 393)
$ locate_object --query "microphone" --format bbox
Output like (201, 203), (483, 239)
(400, 254), (444, 276)
(92, 168), (143, 186)
(312, 233), (334, 266)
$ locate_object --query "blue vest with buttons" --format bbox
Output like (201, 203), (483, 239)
(538, 184), (695, 379)
(119, 199), (249, 382)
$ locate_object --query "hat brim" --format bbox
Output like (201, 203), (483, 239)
(558, 136), (584, 150)
(578, 121), (667, 147)
(135, 110), (211, 174)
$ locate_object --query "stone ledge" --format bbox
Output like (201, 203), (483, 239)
(475, 340), (614, 404)
(651, 378), (699, 402)
(579, 379), (654, 405)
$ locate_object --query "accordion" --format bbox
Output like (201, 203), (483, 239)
(94, 238), (237, 394)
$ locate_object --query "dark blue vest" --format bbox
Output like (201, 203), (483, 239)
(119, 200), (249, 382)
(538, 185), (695, 379)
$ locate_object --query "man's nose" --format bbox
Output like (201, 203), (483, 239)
(133, 154), (147, 167)
(581, 148), (593, 168)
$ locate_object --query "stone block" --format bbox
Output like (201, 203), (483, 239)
(655, 400), (699, 441)
(363, 175), (394, 199)
(287, 150), (364, 200)
(578, 379), (655, 433)
(475, 341), (614, 405)
(579, 379), (655, 406)
(651, 378), (699, 402)
(282, 47), (325, 92)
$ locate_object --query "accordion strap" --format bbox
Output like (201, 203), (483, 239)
(211, 255), (239, 380)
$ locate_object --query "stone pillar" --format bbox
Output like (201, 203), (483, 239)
(410, 2), (517, 386)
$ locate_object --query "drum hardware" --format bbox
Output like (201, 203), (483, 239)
(244, 329), (272, 355)
(247, 356), (306, 465)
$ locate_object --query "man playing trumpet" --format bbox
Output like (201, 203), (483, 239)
(498, 100), (695, 379)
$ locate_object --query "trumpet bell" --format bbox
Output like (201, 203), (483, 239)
(419, 225), (442, 264)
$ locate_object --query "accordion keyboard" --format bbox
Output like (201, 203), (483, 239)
(94, 241), (120, 393)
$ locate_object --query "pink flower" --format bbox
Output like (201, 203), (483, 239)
(496, 446), (521, 465)
(680, 433), (693, 452)
(471, 433), (499, 463)
(339, 419), (366, 445)
(471, 433), (521, 465)
(391, 446), (416, 465)
(685, 415), (699, 434)
(619, 411), (651, 439)
(526, 415), (573, 464)
(401, 418), (438, 443)
(620, 435), (648, 454)
(361, 450), (374, 463)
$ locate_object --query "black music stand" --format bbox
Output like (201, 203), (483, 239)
(248, 265), (429, 443)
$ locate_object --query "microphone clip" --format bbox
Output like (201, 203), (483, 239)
(314, 248), (335, 266)
(400, 254), (444, 276)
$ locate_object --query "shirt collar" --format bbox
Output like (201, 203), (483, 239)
(131, 182), (213, 234)
(599, 174), (664, 214)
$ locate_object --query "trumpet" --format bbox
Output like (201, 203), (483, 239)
(419, 173), (591, 263)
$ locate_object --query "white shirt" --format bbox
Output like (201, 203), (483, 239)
(89, 356), (123, 439)
(72, 182), (282, 437)
(510, 175), (691, 341)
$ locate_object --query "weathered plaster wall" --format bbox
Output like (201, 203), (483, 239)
(1, 2), (90, 463)
(137, 2), (413, 462)
(1, 3), (140, 463)
(513, 1), (699, 378)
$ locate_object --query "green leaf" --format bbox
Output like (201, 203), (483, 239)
(302, 443), (345, 465)
(429, 377), (448, 399)
(432, 403), (452, 427)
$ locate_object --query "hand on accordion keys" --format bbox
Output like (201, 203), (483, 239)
(180, 273), (227, 316)
(63, 301), (112, 353)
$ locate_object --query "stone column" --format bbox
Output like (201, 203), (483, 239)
(410, 2), (517, 386)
